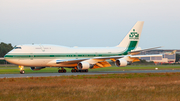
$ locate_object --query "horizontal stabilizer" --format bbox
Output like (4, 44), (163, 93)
(168, 50), (176, 55)
(128, 46), (162, 55)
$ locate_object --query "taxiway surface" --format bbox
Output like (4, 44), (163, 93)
(1, 69), (180, 78)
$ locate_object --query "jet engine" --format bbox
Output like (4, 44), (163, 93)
(115, 59), (128, 67)
(77, 61), (90, 70)
(30, 67), (46, 71)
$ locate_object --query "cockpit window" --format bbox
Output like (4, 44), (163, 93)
(14, 47), (22, 49)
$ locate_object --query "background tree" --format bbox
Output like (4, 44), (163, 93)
(0, 42), (13, 57)
(0, 42), (13, 64)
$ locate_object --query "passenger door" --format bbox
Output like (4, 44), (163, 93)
(30, 53), (34, 60)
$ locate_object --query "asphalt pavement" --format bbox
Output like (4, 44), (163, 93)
(1, 69), (180, 78)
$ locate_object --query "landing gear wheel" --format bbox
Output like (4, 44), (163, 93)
(20, 70), (25, 74)
(58, 70), (61, 73)
(58, 67), (66, 73)
(85, 69), (88, 72)
(19, 66), (24, 74)
(79, 69), (88, 73)
(71, 69), (77, 73)
(63, 69), (66, 73)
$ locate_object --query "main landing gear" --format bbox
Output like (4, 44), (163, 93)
(19, 66), (25, 74)
(57, 67), (88, 73)
(71, 69), (88, 73)
(58, 67), (66, 73)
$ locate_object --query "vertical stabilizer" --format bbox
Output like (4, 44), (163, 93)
(116, 21), (144, 49)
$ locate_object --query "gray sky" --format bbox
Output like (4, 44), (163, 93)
(0, 0), (180, 49)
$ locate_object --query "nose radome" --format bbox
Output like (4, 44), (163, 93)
(4, 54), (7, 59)
(4, 52), (11, 62)
(4, 53), (8, 62)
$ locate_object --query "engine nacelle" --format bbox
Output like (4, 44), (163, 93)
(30, 67), (46, 71)
(77, 61), (90, 70)
(115, 59), (128, 67)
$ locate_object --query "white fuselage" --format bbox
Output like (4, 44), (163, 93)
(5, 44), (128, 67)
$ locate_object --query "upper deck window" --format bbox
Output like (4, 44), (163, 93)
(14, 47), (22, 49)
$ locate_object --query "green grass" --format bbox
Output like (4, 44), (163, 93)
(1, 73), (180, 101)
(0, 65), (180, 74)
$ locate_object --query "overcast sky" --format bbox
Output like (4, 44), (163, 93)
(0, 0), (180, 49)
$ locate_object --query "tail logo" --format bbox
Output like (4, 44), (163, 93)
(129, 29), (139, 39)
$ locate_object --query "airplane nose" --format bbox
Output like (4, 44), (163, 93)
(4, 53), (11, 61)
(4, 52), (14, 64)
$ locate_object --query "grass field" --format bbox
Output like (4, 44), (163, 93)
(0, 65), (180, 74)
(0, 72), (180, 101)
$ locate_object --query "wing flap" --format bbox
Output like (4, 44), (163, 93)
(96, 61), (111, 67)
(92, 61), (111, 69)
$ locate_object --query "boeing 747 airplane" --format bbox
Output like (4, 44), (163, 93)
(4, 21), (162, 74)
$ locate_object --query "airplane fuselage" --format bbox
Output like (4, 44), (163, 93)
(4, 44), (131, 67)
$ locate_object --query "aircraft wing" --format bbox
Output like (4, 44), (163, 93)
(56, 58), (89, 64)
(52, 56), (123, 65)
(47, 54), (162, 69)
(47, 56), (124, 68)
(128, 46), (162, 55)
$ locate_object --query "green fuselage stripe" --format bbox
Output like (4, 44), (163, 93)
(5, 53), (124, 58)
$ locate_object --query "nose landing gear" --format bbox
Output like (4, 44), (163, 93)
(19, 66), (25, 74)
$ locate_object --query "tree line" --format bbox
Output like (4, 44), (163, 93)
(0, 42), (13, 64)
(0, 42), (13, 57)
